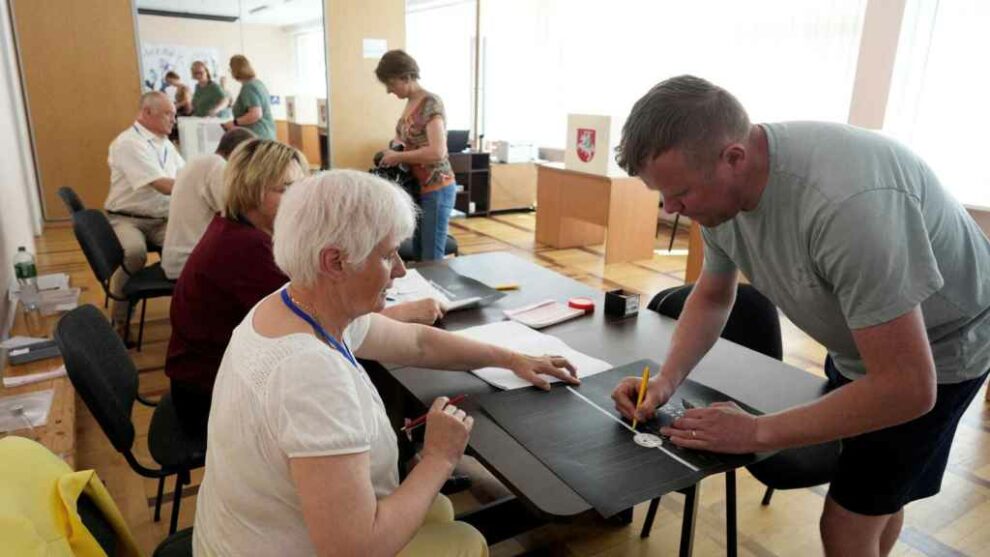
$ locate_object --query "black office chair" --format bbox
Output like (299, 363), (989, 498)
(71, 209), (174, 350)
(57, 185), (85, 214)
(55, 305), (206, 536)
(398, 234), (459, 261)
(57, 186), (163, 254)
(643, 283), (841, 553)
(78, 493), (193, 557)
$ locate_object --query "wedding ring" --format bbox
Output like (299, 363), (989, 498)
(691, 430), (697, 438)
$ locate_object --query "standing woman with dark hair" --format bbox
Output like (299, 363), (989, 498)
(164, 71), (193, 116)
(223, 54), (276, 140)
(376, 49), (456, 261)
(190, 60), (229, 117)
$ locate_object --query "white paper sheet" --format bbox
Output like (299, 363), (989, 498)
(0, 336), (48, 350)
(3, 365), (67, 388)
(8, 273), (70, 300)
(0, 389), (54, 433)
(455, 321), (612, 390)
(386, 269), (480, 311)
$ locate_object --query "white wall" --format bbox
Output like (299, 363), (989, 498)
(1, 0), (42, 336)
(137, 14), (297, 119)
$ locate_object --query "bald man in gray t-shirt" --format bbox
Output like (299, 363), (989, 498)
(611, 76), (990, 556)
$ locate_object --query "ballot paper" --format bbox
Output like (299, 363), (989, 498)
(455, 320), (612, 389)
(0, 389), (54, 434)
(8, 273), (70, 300)
(386, 269), (483, 311)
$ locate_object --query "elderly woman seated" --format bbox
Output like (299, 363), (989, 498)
(166, 139), (445, 437)
(193, 170), (579, 556)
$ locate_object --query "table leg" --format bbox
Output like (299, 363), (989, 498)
(680, 484), (698, 557)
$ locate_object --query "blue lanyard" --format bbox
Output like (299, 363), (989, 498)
(280, 289), (358, 368)
(132, 125), (168, 170)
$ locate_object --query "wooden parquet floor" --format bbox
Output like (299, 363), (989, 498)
(33, 212), (990, 556)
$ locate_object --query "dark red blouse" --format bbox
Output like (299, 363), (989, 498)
(165, 215), (287, 392)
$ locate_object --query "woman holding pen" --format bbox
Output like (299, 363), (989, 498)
(193, 169), (579, 556)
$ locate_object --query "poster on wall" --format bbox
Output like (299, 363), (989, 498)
(141, 43), (222, 92)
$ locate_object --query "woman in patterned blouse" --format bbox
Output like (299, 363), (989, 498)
(376, 50), (457, 261)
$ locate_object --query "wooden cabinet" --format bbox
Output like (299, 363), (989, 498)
(288, 123), (322, 170)
(449, 152), (491, 216)
(490, 163), (537, 212)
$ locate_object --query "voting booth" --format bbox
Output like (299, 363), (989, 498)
(176, 117), (226, 160)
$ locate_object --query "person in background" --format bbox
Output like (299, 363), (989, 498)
(375, 49), (456, 261)
(164, 71), (192, 116)
(193, 169), (579, 556)
(161, 127), (255, 279)
(105, 91), (184, 335)
(222, 54), (276, 140)
(190, 60), (229, 117)
(166, 140), (445, 436)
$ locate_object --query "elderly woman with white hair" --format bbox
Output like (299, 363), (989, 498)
(193, 170), (579, 556)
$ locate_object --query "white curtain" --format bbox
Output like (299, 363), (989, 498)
(481, 0), (867, 149)
(884, 0), (990, 208)
(294, 29), (328, 97)
(406, 0), (476, 131)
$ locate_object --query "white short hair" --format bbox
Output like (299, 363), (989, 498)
(273, 169), (418, 286)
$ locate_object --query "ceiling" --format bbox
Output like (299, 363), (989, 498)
(136, 0), (323, 26)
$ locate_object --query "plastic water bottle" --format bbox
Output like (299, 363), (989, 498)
(13, 246), (39, 312)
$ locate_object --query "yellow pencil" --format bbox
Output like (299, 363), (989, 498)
(631, 365), (650, 429)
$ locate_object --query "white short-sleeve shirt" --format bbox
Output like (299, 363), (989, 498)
(194, 291), (399, 557)
(161, 154), (226, 279)
(104, 121), (184, 218)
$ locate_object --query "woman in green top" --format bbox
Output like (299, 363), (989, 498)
(223, 54), (276, 140)
(190, 61), (229, 117)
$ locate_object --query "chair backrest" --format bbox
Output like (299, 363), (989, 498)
(648, 283), (783, 360)
(57, 186), (85, 214)
(72, 209), (124, 285)
(54, 304), (138, 453)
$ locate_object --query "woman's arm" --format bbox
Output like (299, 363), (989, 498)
(355, 314), (578, 389)
(235, 106), (263, 126)
(381, 118), (447, 166)
(291, 397), (471, 557)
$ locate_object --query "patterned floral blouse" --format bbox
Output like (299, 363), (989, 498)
(395, 92), (455, 194)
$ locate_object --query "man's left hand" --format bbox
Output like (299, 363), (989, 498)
(661, 401), (762, 454)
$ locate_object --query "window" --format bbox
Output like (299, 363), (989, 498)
(406, 0), (475, 131)
(884, 0), (990, 208)
(480, 0), (866, 154)
(294, 28), (327, 98)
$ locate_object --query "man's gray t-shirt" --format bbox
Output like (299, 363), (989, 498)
(702, 122), (990, 383)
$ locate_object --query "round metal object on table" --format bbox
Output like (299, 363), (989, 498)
(633, 433), (663, 448)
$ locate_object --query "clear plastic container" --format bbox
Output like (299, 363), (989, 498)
(13, 246), (39, 311)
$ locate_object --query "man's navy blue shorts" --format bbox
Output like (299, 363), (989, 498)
(825, 356), (988, 516)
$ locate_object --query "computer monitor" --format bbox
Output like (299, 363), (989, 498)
(447, 129), (470, 153)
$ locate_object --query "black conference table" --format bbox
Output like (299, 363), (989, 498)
(384, 252), (828, 546)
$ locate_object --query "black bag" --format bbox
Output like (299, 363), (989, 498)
(370, 148), (421, 203)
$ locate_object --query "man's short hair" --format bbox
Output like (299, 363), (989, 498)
(215, 128), (256, 159)
(164, 70), (180, 81)
(139, 91), (169, 112)
(615, 75), (751, 175)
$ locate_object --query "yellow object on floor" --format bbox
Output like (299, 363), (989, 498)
(0, 436), (140, 557)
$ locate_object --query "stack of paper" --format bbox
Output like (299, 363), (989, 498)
(387, 269), (480, 311)
(455, 321), (612, 389)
